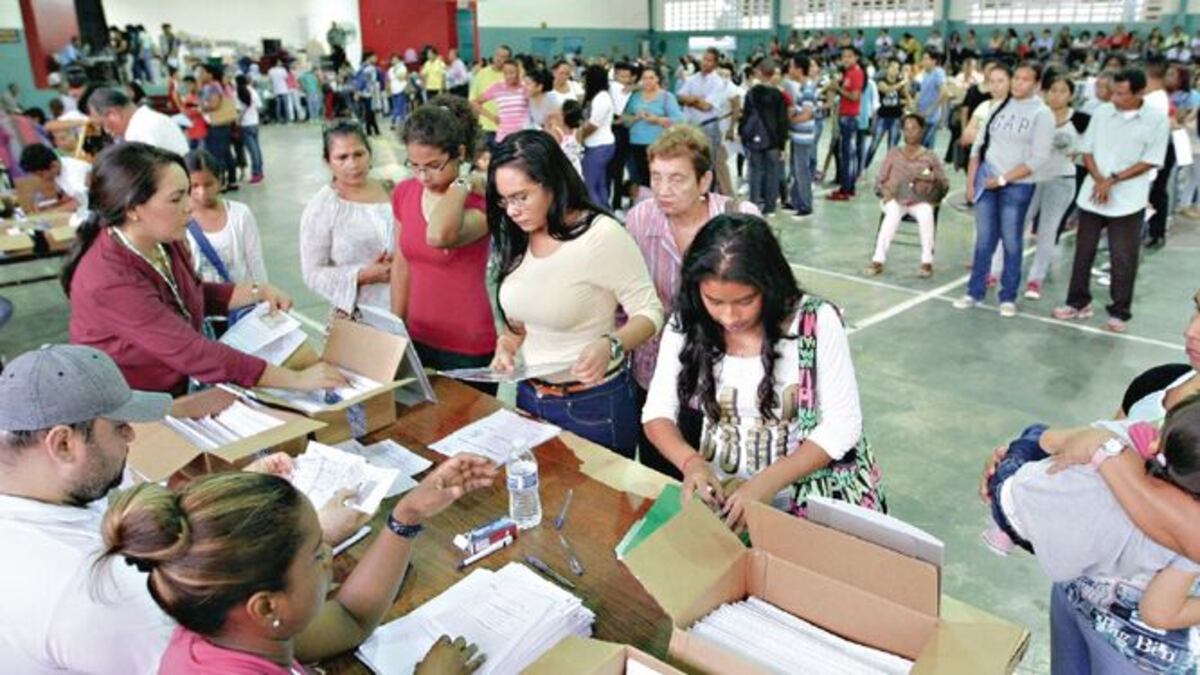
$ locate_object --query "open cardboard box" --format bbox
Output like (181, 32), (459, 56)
(524, 637), (685, 675)
(259, 317), (410, 444)
(127, 387), (325, 483)
(0, 232), (35, 256)
(624, 498), (1030, 675)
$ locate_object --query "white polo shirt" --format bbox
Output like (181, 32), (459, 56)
(0, 494), (173, 674)
(124, 105), (190, 156)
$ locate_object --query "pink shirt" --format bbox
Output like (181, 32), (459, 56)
(480, 82), (530, 142)
(624, 194), (761, 389)
(393, 179), (495, 356)
(158, 626), (305, 674)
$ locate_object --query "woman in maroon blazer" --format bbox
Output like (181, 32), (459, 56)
(64, 142), (343, 395)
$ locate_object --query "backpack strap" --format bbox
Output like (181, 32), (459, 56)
(186, 219), (232, 283)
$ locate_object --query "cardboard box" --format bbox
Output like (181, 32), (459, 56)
(524, 637), (685, 675)
(261, 317), (410, 445)
(128, 388), (325, 483)
(624, 499), (1030, 675)
(0, 233), (35, 257)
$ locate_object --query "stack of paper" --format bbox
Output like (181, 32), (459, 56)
(690, 597), (913, 675)
(439, 362), (574, 384)
(429, 409), (560, 465)
(290, 441), (400, 514)
(163, 400), (285, 450)
(258, 367), (382, 413)
(359, 562), (594, 674)
(218, 303), (307, 366)
(334, 438), (433, 498)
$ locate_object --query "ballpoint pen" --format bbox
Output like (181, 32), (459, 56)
(525, 555), (577, 589)
(554, 488), (574, 530)
(559, 533), (584, 576)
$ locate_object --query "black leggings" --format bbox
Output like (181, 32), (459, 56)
(630, 144), (651, 187)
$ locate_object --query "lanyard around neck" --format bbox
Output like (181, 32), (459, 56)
(111, 228), (193, 323)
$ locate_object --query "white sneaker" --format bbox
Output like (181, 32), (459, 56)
(953, 295), (980, 309)
(1097, 274), (1111, 287)
(999, 302), (1018, 317)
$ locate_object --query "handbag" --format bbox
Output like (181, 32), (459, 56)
(207, 95), (238, 126)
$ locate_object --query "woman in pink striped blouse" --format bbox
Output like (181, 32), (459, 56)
(471, 60), (529, 144)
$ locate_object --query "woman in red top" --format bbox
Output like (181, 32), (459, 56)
(181, 75), (208, 150)
(64, 142), (344, 395)
(391, 95), (496, 392)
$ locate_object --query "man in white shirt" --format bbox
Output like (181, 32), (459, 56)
(678, 48), (737, 195)
(86, 86), (189, 156)
(267, 60), (293, 123)
(0, 345), (176, 674)
(17, 143), (90, 213)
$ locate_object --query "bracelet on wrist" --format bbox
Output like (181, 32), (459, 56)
(386, 512), (424, 539)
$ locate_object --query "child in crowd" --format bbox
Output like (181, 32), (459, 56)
(984, 394), (1200, 629)
(548, 99), (585, 179)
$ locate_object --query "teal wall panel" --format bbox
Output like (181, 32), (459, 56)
(0, 29), (57, 113)
(478, 27), (649, 61)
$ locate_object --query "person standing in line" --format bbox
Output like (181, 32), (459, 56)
(524, 68), (558, 131)
(740, 59), (788, 215)
(1022, 74), (1090, 301)
(468, 45), (512, 151)
(198, 64), (239, 192)
(622, 66), (683, 189)
(955, 62), (1054, 317)
(677, 48), (735, 196)
(862, 59), (908, 171)
(782, 54), (817, 216)
(915, 51), (947, 150)
(445, 48), (471, 98)
(420, 47), (447, 100)
(1052, 68), (1168, 333)
(1143, 58), (1175, 249)
(298, 66), (322, 122)
(827, 46), (864, 201)
(184, 149), (268, 287)
(388, 55), (409, 129)
(472, 59), (530, 146)
(267, 59), (292, 124)
(234, 75), (264, 184)
(578, 65), (618, 207)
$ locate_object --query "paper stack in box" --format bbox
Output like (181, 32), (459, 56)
(359, 562), (595, 674)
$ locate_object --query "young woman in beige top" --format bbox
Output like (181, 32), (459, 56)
(487, 130), (664, 458)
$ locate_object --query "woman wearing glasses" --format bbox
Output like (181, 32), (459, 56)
(488, 130), (663, 458)
(391, 95), (496, 392)
(299, 121), (394, 316)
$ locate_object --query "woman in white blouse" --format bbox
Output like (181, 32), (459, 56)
(184, 149), (268, 285)
(299, 122), (394, 316)
(579, 64), (617, 207)
(488, 130), (663, 458)
(643, 214), (886, 531)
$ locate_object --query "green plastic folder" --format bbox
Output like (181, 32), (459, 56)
(614, 484), (681, 560)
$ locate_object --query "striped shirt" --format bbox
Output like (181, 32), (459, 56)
(625, 194), (761, 390)
(480, 82), (530, 142)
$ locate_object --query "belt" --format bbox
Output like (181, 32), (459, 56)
(527, 364), (624, 398)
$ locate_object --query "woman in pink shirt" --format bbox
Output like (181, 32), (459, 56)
(471, 60), (528, 143)
(98, 460), (497, 674)
(392, 95), (496, 393)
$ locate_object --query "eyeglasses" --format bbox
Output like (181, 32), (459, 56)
(497, 191), (533, 213)
(403, 156), (453, 177)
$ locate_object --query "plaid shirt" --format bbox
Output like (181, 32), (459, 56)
(625, 193), (761, 389)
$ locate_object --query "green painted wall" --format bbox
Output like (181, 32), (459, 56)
(0, 28), (57, 113)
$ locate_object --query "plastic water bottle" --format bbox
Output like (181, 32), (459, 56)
(506, 445), (542, 530)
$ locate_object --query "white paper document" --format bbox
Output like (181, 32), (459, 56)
(163, 400), (285, 450)
(439, 362), (575, 384)
(428, 409), (560, 464)
(358, 562), (594, 675)
(219, 303), (303, 358)
(689, 597), (912, 675)
(334, 439), (430, 497)
(258, 368), (382, 413)
(290, 441), (400, 514)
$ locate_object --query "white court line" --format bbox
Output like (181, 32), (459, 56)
(845, 272), (972, 334)
(788, 262), (923, 296)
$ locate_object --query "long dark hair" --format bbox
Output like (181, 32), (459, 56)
(486, 130), (608, 329)
(978, 62), (1014, 165)
(582, 64), (609, 108)
(673, 214), (802, 421)
(61, 143), (187, 296)
(234, 74), (252, 108)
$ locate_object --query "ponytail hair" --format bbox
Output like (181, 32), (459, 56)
(97, 473), (305, 636)
(61, 143), (188, 296)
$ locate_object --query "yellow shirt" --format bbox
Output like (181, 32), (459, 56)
(422, 59), (446, 92)
(469, 65), (505, 132)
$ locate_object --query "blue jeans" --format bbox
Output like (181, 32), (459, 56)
(203, 125), (236, 186)
(790, 142), (814, 214)
(516, 369), (639, 459)
(863, 116), (901, 171)
(241, 125), (263, 177)
(390, 93), (408, 125)
(582, 143), (615, 207)
(811, 118), (824, 175)
(748, 148), (781, 214)
(305, 91), (322, 121)
(1050, 583), (1154, 675)
(919, 111), (941, 149)
(836, 116), (858, 193)
(967, 183), (1035, 302)
(987, 423), (1048, 554)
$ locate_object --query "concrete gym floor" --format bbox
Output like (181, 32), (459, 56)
(2, 123), (1196, 673)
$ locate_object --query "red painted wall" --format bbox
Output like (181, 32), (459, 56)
(19, 0), (80, 88)
(359, 0), (458, 61)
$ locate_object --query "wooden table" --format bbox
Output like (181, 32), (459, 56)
(322, 377), (675, 673)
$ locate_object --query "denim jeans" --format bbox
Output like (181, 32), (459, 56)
(863, 116), (901, 171)
(967, 182), (1035, 302)
(986, 423), (1048, 554)
(203, 125), (236, 186)
(305, 92), (322, 121)
(274, 94), (293, 123)
(516, 369), (639, 459)
(582, 143), (615, 207)
(1049, 583), (1150, 675)
(748, 148), (782, 214)
(789, 142), (814, 214)
(836, 116), (858, 193)
(919, 111), (941, 149)
(810, 118), (824, 174)
(241, 125), (263, 178)
(390, 93), (408, 125)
